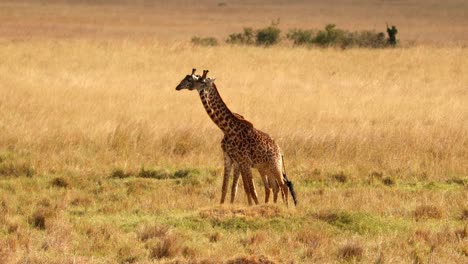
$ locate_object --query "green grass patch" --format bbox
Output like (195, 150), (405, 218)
(314, 210), (410, 235)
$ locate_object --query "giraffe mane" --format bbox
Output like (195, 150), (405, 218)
(212, 83), (254, 128)
(232, 113), (254, 128)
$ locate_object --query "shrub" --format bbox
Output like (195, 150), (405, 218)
(312, 24), (346, 47)
(191, 36), (218, 46)
(256, 26), (281, 46)
(289, 24), (389, 49)
(286, 29), (314, 45)
(344, 30), (387, 48)
(226, 27), (255, 45)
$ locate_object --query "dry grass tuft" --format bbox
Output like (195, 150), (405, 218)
(330, 171), (348, 183)
(148, 233), (183, 260)
(413, 205), (443, 221)
(460, 209), (468, 221)
(110, 169), (132, 179)
(50, 177), (69, 188)
(454, 225), (467, 240)
(116, 244), (144, 264)
(208, 231), (223, 243)
(29, 207), (55, 230)
(226, 255), (275, 264)
(138, 224), (170, 242)
(241, 232), (267, 247)
(337, 242), (364, 261)
(382, 176), (395, 186)
(296, 230), (324, 258)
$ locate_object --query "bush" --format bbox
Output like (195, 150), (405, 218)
(286, 29), (314, 45)
(287, 24), (389, 49)
(256, 26), (281, 46)
(226, 27), (255, 45)
(191, 36), (218, 46)
(344, 30), (387, 48)
(312, 24), (346, 47)
(225, 23), (392, 49)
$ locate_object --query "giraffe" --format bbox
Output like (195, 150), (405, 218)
(176, 69), (297, 206)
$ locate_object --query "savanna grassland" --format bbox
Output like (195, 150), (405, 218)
(1, 0), (468, 263)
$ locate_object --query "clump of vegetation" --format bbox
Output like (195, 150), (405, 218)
(226, 23), (391, 48)
(226, 27), (255, 45)
(460, 209), (468, 221)
(29, 208), (54, 230)
(138, 225), (170, 242)
(311, 24), (388, 48)
(227, 255), (275, 264)
(413, 205), (443, 221)
(314, 210), (408, 235)
(116, 244), (145, 264)
(256, 25), (281, 46)
(382, 176), (395, 186)
(137, 167), (199, 180)
(337, 242), (364, 261)
(226, 21), (280, 46)
(148, 233), (183, 259)
(330, 171), (347, 183)
(446, 177), (467, 186)
(191, 36), (219, 46)
(138, 167), (169, 179)
(286, 29), (315, 45)
(0, 154), (35, 177)
(312, 24), (346, 47)
(208, 231), (222, 243)
(50, 177), (69, 188)
(110, 169), (132, 179)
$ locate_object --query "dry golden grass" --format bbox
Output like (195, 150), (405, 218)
(0, 0), (467, 263)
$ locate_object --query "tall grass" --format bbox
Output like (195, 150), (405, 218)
(0, 40), (467, 181)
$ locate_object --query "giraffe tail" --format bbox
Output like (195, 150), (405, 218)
(282, 155), (298, 206)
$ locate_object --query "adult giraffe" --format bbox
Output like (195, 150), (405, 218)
(176, 69), (297, 206)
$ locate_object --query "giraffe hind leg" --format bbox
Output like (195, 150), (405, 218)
(258, 168), (271, 204)
(231, 164), (250, 204)
(270, 166), (288, 206)
(241, 167), (259, 205)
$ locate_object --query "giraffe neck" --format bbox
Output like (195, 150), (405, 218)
(198, 83), (250, 135)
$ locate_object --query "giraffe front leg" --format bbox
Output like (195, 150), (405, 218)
(238, 168), (253, 205)
(230, 164), (244, 204)
(220, 152), (232, 204)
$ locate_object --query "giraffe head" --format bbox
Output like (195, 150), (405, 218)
(176, 69), (215, 91)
